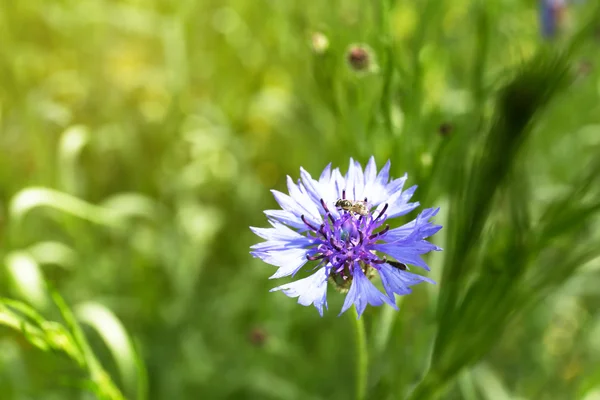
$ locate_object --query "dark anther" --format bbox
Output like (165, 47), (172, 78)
(342, 190), (346, 200)
(369, 224), (390, 239)
(320, 198), (330, 213)
(327, 212), (335, 225)
(364, 197), (368, 202)
(301, 215), (318, 231)
(358, 231), (365, 246)
(375, 203), (388, 221)
(318, 224), (327, 237)
(307, 253), (326, 261)
(329, 237), (342, 251)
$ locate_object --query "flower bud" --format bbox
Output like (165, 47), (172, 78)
(346, 44), (378, 73)
(248, 327), (268, 347)
(439, 122), (454, 137)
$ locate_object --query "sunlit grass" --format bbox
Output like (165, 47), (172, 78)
(1, 0), (600, 399)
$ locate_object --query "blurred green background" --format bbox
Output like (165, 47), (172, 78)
(1, 0), (600, 399)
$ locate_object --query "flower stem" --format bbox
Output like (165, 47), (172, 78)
(350, 306), (368, 400)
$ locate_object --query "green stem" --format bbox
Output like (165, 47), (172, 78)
(350, 306), (368, 400)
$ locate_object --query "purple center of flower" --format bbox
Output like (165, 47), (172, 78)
(301, 191), (391, 289)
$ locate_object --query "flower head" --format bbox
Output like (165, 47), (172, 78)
(250, 157), (442, 318)
(539, 0), (567, 39)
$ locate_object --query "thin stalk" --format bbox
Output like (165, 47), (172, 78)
(351, 306), (368, 400)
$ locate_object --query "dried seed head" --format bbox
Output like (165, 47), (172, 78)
(346, 44), (377, 73)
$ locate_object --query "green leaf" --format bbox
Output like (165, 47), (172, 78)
(75, 302), (147, 400)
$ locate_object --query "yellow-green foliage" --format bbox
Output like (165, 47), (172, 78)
(1, 0), (600, 399)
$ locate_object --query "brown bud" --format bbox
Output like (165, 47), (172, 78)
(576, 60), (592, 78)
(249, 327), (268, 347)
(346, 44), (377, 73)
(439, 123), (453, 137)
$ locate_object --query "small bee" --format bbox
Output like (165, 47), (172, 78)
(335, 199), (369, 216)
(388, 260), (408, 271)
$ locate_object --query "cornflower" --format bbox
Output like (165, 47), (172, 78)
(251, 157), (442, 317)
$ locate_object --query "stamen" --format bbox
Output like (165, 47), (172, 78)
(320, 198), (330, 213)
(329, 237), (342, 251)
(318, 224), (327, 237)
(358, 215), (364, 226)
(369, 224), (390, 239)
(342, 190), (346, 200)
(301, 215), (318, 231)
(358, 230), (365, 246)
(327, 212), (335, 225)
(375, 203), (388, 221)
(306, 253), (326, 261)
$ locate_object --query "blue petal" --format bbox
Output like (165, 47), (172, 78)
(271, 190), (321, 227)
(270, 268), (329, 316)
(362, 157), (381, 202)
(251, 221), (311, 243)
(340, 263), (397, 318)
(331, 168), (346, 200)
(298, 168), (322, 202)
(383, 185), (420, 219)
(353, 159), (365, 201)
(371, 243), (432, 271)
(250, 238), (312, 252)
(286, 176), (321, 220)
(374, 160), (391, 189)
(299, 180), (340, 219)
(364, 157), (377, 185)
(368, 161), (401, 206)
(388, 202), (420, 219)
(385, 208), (442, 242)
(251, 247), (309, 278)
(384, 173), (408, 199)
(319, 163), (332, 184)
(344, 158), (358, 201)
(264, 210), (305, 230)
(299, 167), (347, 218)
(377, 263), (435, 301)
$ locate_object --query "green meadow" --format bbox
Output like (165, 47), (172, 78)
(1, 1), (600, 399)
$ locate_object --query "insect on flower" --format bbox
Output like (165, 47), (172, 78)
(388, 260), (408, 271)
(335, 198), (369, 216)
(250, 157), (442, 318)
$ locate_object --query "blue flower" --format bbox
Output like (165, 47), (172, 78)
(250, 157), (442, 318)
(539, 0), (566, 38)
